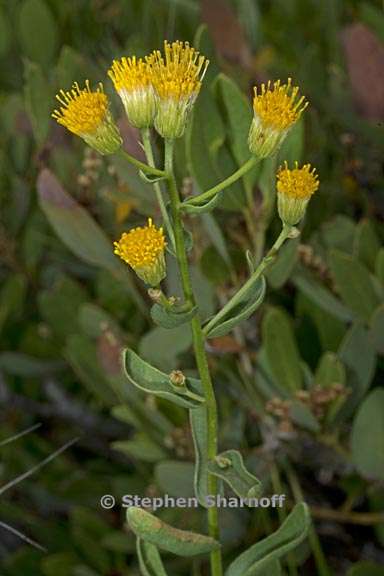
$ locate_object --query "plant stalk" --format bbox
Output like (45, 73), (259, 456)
(182, 156), (258, 207)
(141, 128), (175, 249)
(164, 138), (223, 576)
(117, 147), (166, 177)
(203, 224), (292, 335)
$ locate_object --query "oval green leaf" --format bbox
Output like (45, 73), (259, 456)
(208, 450), (262, 501)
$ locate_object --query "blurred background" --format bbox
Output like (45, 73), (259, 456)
(0, 0), (384, 574)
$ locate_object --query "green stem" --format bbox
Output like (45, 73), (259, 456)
(182, 156), (258, 207)
(285, 462), (332, 576)
(117, 147), (166, 177)
(164, 139), (223, 576)
(203, 224), (292, 336)
(140, 129), (175, 249)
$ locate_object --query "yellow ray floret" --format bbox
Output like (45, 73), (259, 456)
(114, 218), (166, 269)
(52, 80), (108, 135)
(277, 162), (319, 199)
(253, 79), (307, 131)
(108, 57), (152, 92)
(148, 40), (209, 101)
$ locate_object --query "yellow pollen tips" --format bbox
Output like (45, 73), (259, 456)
(253, 78), (307, 131)
(52, 80), (108, 136)
(108, 57), (152, 93)
(277, 162), (319, 199)
(148, 40), (209, 101)
(114, 218), (166, 270)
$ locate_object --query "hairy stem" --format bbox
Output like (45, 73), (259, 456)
(203, 224), (292, 335)
(141, 128), (175, 249)
(182, 156), (258, 207)
(164, 139), (223, 576)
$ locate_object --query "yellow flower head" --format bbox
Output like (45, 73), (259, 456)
(52, 80), (122, 155)
(277, 162), (319, 199)
(53, 80), (108, 136)
(108, 57), (156, 128)
(248, 79), (307, 159)
(276, 162), (319, 226)
(114, 218), (167, 286)
(147, 40), (209, 138)
(253, 78), (307, 131)
(149, 40), (209, 101)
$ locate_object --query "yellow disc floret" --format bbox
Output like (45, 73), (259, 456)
(277, 162), (319, 199)
(149, 40), (209, 101)
(114, 218), (167, 286)
(253, 78), (307, 131)
(108, 57), (152, 93)
(52, 80), (108, 136)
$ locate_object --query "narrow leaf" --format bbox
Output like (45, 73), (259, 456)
(124, 348), (205, 409)
(150, 303), (198, 329)
(137, 539), (168, 576)
(225, 503), (310, 576)
(190, 404), (210, 506)
(126, 507), (221, 557)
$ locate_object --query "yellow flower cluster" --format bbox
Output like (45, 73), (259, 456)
(114, 218), (166, 286)
(276, 162), (319, 226)
(253, 79), (307, 132)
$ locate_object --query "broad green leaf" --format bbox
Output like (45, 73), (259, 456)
(267, 239), (299, 289)
(354, 219), (381, 272)
(0, 352), (63, 377)
(124, 348), (204, 409)
(351, 389), (384, 480)
(338, 322), (376, 414)
(256, 560), (282, 576)
(314, 352), (345, 388)
(37, 169), (144, 311)
(262, 307), (303, 392)
(370, 305), (384, 355)
(150, 303), (198, 329)
(290, 401), (321, 433)
(78, 303), (121, 339)
(208, 450), (262, 501)
(155, 461), (195, 498)
(329, 250), (380, 322)
(137, 539), (168, 576)
(293, 267), (353, 322)
(204, 276), (266, 339)
(190, 404), (210, 506)
(18, 0), (58, 68)
(321, 215), (355, 253)
(375, 248), (384, 284)
(24, 61), (51, 145)
(139, 325), (192, 371)
(112, 435), (167, 463)
(126, 507), (221, 556)
(225, 503), (310, 576)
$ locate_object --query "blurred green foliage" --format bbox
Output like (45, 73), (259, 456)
(1, 0), (384, 574)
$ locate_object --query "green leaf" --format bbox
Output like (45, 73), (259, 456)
(293, 267), (354, 322)
(354, 219), (381, 272)
(124, 348), (204, 409)
(370, 304), (384, 356)
(208, 450), (262, 501)
(139, 325), (192, 371)
(137, 539), (168, 576)
(155, 461), (195, 498)
(204, 276), (266, 339)
(329, 250), (380, 322)
(37, 169), (144, 311)
(338, 322), (376, 414)
(182, 191), (224, 214)
(314, 352), (345, 388)
(126, 507), (221, 557)
(262, 307), (303, 393)
(348, 561), (384, 576)
(225, 503), (310, 576)
(150, 303), (198, 329)
(351, 389), (384, 480)
(24, 61), (51, 145)
(112, 435), (167, 463)
(18, 0), (58, 68)
(190, 404), (210, 506)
